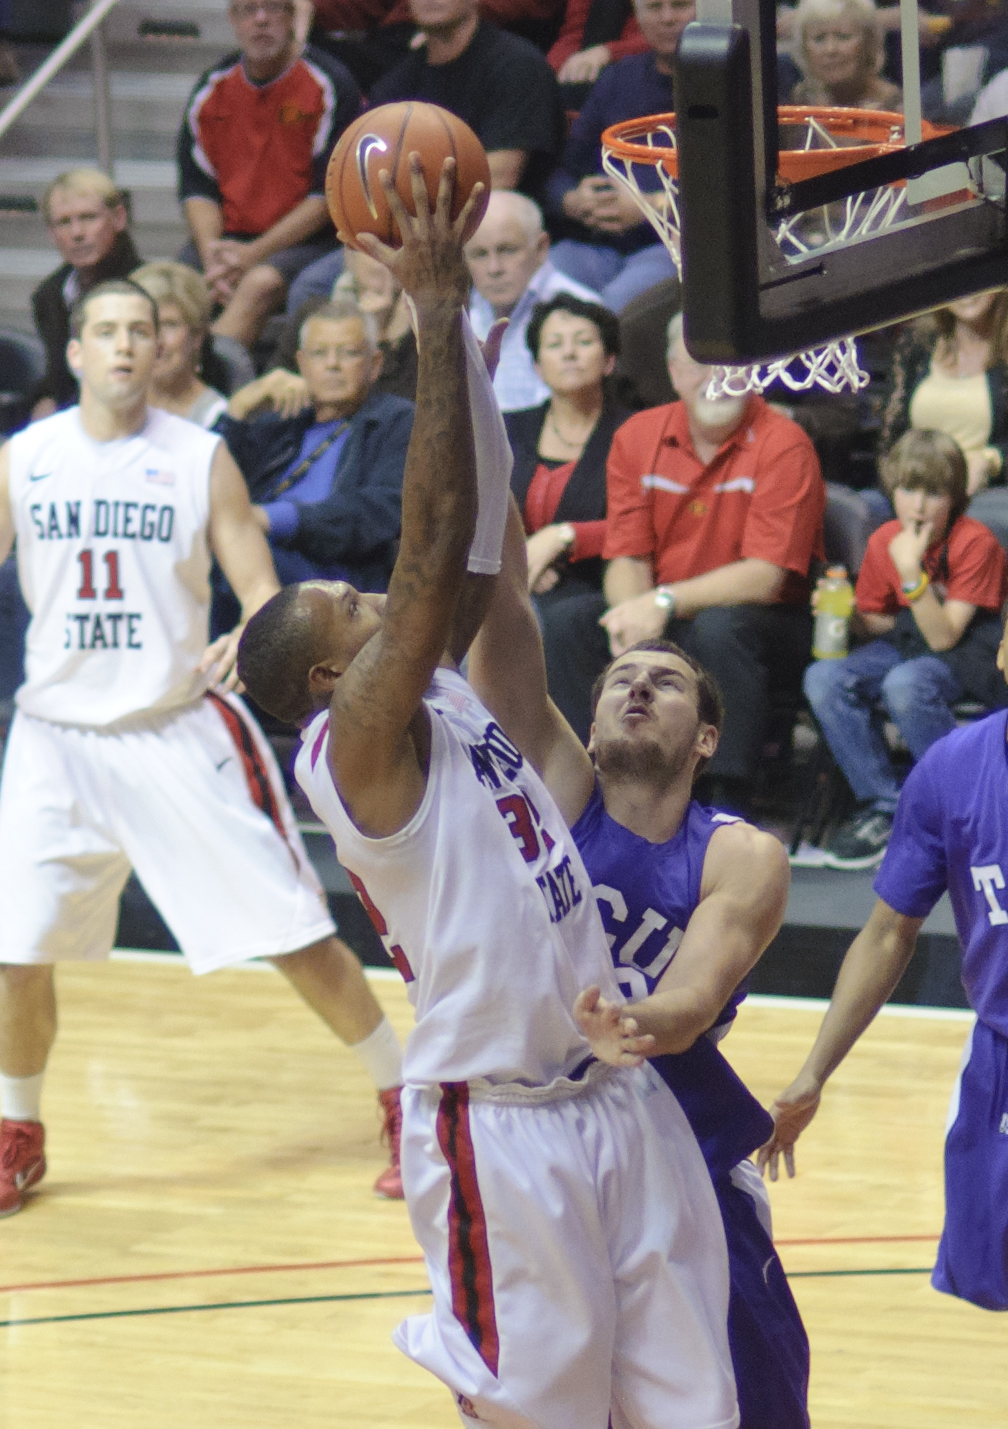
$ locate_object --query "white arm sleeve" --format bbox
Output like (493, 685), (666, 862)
(462, 311), (513, 575)
(406, 297), (513, 576)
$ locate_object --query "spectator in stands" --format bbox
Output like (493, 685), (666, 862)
(177, 0), (362, 349)
(131, 262), (229, 429)
(545, 313), (825, 810)
(309, 0), (565, 91)
(213, 299), (410, 632)
(545, 0), (690, 310)
(369, 0), (565, 196)
(466, 192), (600, 411)
(881, 289), (1008, 497)
(506, 293), (631, 683)
(290, 0), (565, 308)
(787, 0), (901, 110)
(548, 0), (649, 106)
(30, 169), (140, 419)
(282, 249), (419, 400)
(805, 429), (1008, 868)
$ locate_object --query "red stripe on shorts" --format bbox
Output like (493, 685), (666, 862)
(208, 692), (297, 865)
(436, 1082), (499, 1377)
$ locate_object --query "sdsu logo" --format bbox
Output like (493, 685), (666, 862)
(456, 1393), (483, 1420)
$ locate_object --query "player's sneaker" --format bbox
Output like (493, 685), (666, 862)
(0, 1118), (46, 1217)
(823, 808), (893, 870)
(374, 1087), (404, 1200)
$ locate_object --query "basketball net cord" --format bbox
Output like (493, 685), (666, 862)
(598, 114), (913, 397)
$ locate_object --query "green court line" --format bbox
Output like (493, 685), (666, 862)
(0, 1286), (433, 1329)
(787, 1267), (932, 1279)
(0, 1268), (936, 1330)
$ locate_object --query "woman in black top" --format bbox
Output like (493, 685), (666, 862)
(505, 293), (631, 734)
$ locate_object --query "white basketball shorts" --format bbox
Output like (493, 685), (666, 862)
(0, 695), (335, 973)
(396, 1063), (739, 1429)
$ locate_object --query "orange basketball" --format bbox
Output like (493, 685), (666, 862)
(325, 102), (491, 250)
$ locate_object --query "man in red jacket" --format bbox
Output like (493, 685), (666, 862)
(546, 313), (825, 814)
(178, 0), (362, 347)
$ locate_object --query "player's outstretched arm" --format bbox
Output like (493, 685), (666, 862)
(758, 897), (924, 1180)
(325, 157), (485, 836)
(204, 442), (282, 690)
(626, 823), (790, 1055)
(0, 444), (15, 568)
(467, 497), (595, 826)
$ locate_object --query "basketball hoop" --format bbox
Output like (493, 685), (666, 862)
(601, 106), (949, 397)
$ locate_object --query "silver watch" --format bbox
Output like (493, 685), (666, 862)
(653, 585), (677, 615)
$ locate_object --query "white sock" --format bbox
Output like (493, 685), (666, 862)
(0, 1071), (44, 1122)
(349, 1017), (403, 1091)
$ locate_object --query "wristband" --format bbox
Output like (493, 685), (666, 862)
(654, 585), (677, 614)
(901, 572), (929, 602)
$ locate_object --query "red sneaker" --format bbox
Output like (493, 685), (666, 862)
(373, 1087), (404, 1199)
(0, 1118), (46, 1217)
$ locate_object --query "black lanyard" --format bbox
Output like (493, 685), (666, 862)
(269, 418), (350, 500)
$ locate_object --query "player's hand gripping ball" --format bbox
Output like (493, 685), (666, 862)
(325, 101), (492, 249)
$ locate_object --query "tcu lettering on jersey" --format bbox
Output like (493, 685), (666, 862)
(594, 886), (683, 1002)
(971, 864), (1008, 927)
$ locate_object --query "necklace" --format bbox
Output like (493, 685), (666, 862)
(548, 406), (592, 450)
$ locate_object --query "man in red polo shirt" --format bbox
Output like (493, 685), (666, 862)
(544, 313), (825, 811)
(178, 0), (361, 348)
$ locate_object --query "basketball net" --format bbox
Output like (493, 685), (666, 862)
(598, 110), (932, 398)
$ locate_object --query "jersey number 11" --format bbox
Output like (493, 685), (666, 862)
(77, 549), (124, 601)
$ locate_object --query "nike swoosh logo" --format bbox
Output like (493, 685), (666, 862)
(762, 1256), (774, 1285)
(355, 134), (390, 220)
(28, 472), (52, 482)
(215, 757), (232, 772)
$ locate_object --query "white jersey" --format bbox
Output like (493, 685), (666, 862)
(297, 668), (624, 1090)
(9, 406), (219, 726)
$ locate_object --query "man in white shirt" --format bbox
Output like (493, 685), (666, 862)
(465, 191), (601, 412)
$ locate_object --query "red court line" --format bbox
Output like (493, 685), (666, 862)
(0, 1254), (426, 1296)
(776, 1233), (940, 1247)
(2, 1234), (943, 1297)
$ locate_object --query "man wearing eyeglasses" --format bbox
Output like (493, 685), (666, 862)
(211, 300), (412, 630)
(178, 0), (362, 350)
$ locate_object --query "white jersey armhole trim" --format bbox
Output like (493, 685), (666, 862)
(321, 700), (443, 851)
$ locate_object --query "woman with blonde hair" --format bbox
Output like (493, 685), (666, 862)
(131, 261), (227, 428)
(788, 0), (901, 110)
(881, 289), (1008, 496)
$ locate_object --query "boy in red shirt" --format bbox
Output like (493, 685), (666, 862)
(805, 429), (1008, 869)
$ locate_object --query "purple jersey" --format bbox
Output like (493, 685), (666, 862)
(572, 786), (749, 1029)
(572, 784), (811, 1426)
(571, 785), (768, 1174)
(874, 710), (1008, 1039)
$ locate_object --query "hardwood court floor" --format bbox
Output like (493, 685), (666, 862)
(0, 959), (1005, 1429)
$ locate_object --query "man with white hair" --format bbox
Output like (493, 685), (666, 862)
(544, 313), (825, 812)
(465, 191), (600, 412)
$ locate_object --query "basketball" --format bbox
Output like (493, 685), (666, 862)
(325, 101), (491, 250)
